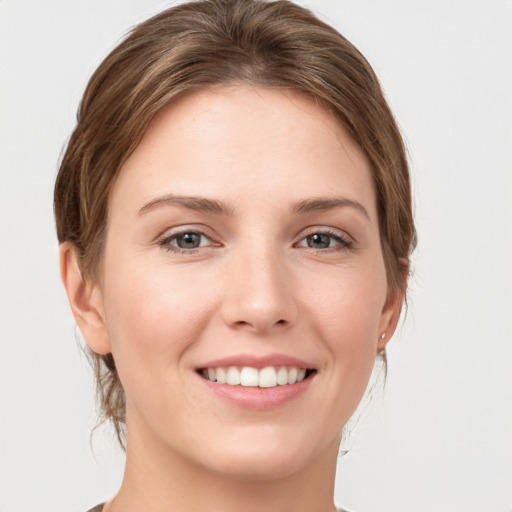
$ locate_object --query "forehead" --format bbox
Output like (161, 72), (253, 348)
(110, 85), (376, 219)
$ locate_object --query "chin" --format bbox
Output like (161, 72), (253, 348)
(204, 450), (309, 482)
(190, 426), (334, 482)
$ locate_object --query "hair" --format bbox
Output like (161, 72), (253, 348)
(54, 0), (416, 446)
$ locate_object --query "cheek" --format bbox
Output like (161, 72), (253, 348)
(307, 262), (386, 388)
(309, 261), (386, 338)
(100, 257), (217, 376)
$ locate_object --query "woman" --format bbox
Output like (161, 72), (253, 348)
(55, 0), (416, 510)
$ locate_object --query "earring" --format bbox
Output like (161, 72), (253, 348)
(379, 333), (386, 341)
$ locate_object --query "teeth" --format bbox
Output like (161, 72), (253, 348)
(226, 366), (241, 385)
(216, 367), (227, 384)
(240, 367), (259, 387)
(276, 366), (288, 385)
(288, 367), (298, 384)
(259, 366), (277, 388)
(201, 365), (310, 388)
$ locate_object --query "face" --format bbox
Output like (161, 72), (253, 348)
(83, 86), (400, 479)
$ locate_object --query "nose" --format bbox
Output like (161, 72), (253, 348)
(220, 246), (298, 334)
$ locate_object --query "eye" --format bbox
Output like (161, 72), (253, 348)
(158, 230), (214, 252)
(297, 230), (352, 251)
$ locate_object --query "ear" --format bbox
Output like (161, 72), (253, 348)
(59, 242), (111, 355)
(376, 259), (408, 354)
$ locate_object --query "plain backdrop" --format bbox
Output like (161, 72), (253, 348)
(1, 1), (511, 511)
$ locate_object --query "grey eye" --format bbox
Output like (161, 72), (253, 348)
(174, 232), (203, 249)
(297, 230), (352, 251)
(306, 233), (332, 249)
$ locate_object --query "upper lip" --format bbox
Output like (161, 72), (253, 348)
(197, 353), (315, 370)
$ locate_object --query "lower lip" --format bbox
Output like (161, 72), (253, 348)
(198, 374), (314, 409)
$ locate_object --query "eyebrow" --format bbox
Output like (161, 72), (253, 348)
(138, 194), (235, 217)
(138, 193), (370, 220)
(292, 197), (370, 220)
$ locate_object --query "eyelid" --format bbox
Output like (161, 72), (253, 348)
(156, 225), (221, 251)
(154, 224), (355, 253)
(295, 226), (354, 250)
(155, 224), (216, 240)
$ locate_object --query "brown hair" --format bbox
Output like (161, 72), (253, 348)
(54, 0), (416, 446)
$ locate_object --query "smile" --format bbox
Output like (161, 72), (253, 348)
(199, 366), (315, 388)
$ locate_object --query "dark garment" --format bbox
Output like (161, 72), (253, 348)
(87, 505), (104, 512)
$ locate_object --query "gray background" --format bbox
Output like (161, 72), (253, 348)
(1, 1), (511, 511)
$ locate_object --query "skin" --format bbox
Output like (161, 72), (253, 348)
(60, 86), (404, 512)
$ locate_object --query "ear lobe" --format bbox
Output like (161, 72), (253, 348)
(377, 260), (409, 354)
(59, 242), (111, 355)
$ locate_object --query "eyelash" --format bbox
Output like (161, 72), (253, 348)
(157, 228), (353, 254)
(296, 229), (353, 252)
(158, 230), (216, 254)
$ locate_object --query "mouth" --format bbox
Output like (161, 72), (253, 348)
(197, 365), (317, 388)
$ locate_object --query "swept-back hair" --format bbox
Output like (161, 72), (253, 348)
(55, 0), (416, 446)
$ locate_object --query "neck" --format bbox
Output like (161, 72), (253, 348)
(107, 416), (339, 512)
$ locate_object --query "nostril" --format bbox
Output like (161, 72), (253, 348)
(276, 319), (286, 324)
